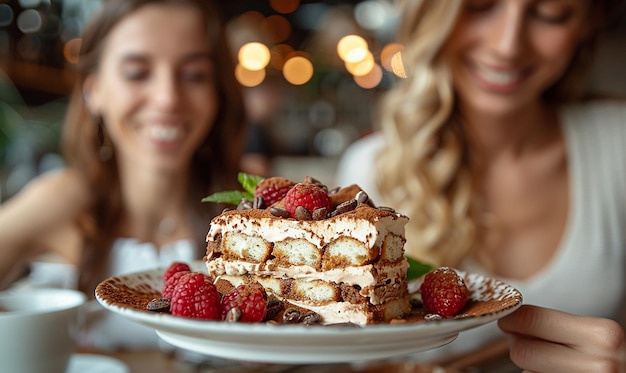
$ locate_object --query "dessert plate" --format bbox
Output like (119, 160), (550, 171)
(95, 266), (522, 364)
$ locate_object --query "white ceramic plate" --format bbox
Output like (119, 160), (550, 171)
(95, 267), (522, 364)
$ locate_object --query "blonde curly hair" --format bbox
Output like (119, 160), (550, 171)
(375, 0), (613, 268)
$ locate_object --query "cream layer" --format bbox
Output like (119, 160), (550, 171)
(206, 213), (408, 251)
(206, 259), (407, 287)
(289, 300), (371, 324)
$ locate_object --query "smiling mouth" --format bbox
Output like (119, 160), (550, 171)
(472, 64), (525, 89)
(149, 126), (183, 142)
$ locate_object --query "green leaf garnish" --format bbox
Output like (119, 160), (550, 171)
(406, 256), (435, 281)
(238, 172), (264, 195)
(201, 172), (263, 205)
(201, 190), (252, 205)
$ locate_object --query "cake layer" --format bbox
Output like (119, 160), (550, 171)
(216, 265), (408, 306)
(205, 205), (408, 269)
(207, 260), (409, 304)
(288, 297), (410, 324)
(217, 275), (410, 324)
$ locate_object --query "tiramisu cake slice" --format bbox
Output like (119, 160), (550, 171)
(204, 176), (411, 325)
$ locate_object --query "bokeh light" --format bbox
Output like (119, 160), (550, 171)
(354, 0), (387, 30)
(283, 56), (313, 85)
(381, 43), (404, 72)
(238, 10), (265, 26)
(63, 38), (81, 64)
(235, 64), (266, 87)
(16, 9), (43, 34)
(0, 4), (14, 27)
(238, 42), (271, 71)
(269, 0), (300, 14)
(261, 15), (291, 44)
(354, 63), (382, 89)
(18, 0), (42, 8)
(337, 34), (368, 64)
(390, 51), (407, 79)
(345, 50), (374, 76)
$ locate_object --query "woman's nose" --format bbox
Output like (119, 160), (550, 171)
(150, 70), (180, 109)
(488, 5), (526, 59)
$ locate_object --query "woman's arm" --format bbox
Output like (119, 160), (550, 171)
(498, 305), (625, 373)
(0, 168), (89, 288)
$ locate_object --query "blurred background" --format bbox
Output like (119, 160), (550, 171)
(1, 0), (625, 202)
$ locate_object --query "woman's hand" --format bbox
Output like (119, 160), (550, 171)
(498, 305), (625, 373)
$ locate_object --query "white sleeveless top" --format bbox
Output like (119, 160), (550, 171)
(336, 100), (626, 361)
(81, 238), (197, 350)
(18, 238), (198, 350)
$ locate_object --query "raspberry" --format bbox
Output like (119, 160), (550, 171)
(170, 272), (220, 320)
(163, 262), (191, 285)
(255, 177), (295, 206)
(162, 270), (189, 299)
(420, 267), (469, 317)
(282, 183), (332, 219)
(220, 282), (267, 322)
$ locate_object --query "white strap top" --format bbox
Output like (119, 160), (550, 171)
(81, 238), (198, 351)
(108, 238), (197, 276)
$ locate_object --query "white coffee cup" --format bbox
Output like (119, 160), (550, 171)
(0, 288), (86, 373)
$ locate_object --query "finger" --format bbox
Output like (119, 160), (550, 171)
(498, 305), (624, 357)
(507, 334), (621, 373)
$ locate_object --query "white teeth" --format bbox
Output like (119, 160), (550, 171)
(476, 66), (521, 85)
(149, 126), (182, 141)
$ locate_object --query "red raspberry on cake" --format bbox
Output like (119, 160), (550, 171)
(163, 262), (191, 284)
(420, 267), (469, 317)
(283, 182), (332, 219)
(162, 270), (189, 299)
(255, 177), (296, 206)
(162, 262), (191, 299)
(170, 272), (221, 320)
(221, 282), (267, 322)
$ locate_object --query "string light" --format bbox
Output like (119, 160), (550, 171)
(238, 42), (271, 71)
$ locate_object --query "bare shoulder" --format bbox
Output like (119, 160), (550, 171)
(0, 168), (92, 267)
(0, 168), (92, 234)
(16, 168), (91, 211)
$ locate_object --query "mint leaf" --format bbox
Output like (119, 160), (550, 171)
(201, 190), (252, 205)
(406, 256), (435, 281)
(201, 173), (264, 206)
(238, 172), (264, 195)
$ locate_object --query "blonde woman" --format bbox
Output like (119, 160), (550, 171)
(337, 0), (625, 371)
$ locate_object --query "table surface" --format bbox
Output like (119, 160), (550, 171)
(82, 343), (521, 373)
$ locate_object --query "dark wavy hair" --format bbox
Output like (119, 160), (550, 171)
(62, 0), (245, 292)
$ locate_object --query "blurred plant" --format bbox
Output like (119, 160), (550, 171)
(1, 73), (65, 202)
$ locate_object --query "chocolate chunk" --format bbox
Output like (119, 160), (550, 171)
(146, 298), (171, 312)
(301, 311), (321, 325)
(270, 207), (291, 218)
(283, 308), (301, 323)
(295, 206), (312, 221)
(265, 299), (284, 321)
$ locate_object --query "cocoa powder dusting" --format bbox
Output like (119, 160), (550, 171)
(96, 279), (161, 312)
